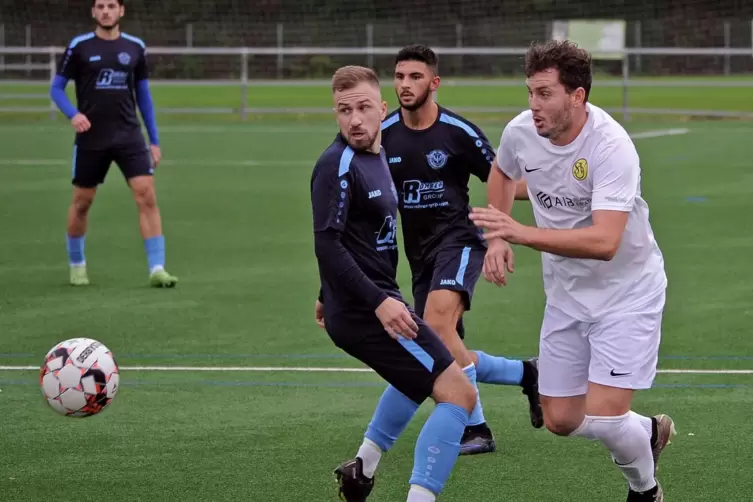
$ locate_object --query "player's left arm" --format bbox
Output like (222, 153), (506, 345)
(473, 138), (637, 261)
(133, 45), (161, 163)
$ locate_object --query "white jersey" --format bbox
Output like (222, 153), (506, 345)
(496, 103), (667, 321)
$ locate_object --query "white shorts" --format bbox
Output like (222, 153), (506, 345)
(538, 292), (665, 398)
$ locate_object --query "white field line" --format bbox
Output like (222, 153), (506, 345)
(629, 128), (689, 139)
(0, 365), (750, 374)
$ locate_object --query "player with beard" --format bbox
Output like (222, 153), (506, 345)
(50, 0), (177, 287)
(315, 65), (477, 502)
(379, 44), (542, 456)
(471, 40), (675, 501)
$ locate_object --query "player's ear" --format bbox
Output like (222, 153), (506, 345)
(572, 87), (586, 107)
(380, 100), (388, 120)
(430, 75), (441, 92)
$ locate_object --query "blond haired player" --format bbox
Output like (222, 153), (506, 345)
(312, 65), (476, 502)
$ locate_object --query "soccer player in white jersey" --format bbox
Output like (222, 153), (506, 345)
(469, 40), (676, 502)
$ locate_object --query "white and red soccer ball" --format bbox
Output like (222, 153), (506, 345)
(39, 338), (120, 417)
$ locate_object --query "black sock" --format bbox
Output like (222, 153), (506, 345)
(521, 360), (536, 388)
(650, 417), (658, 447)
(465, 422), (491, 435)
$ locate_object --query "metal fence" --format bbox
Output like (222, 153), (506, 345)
(1, 45), (752, 121)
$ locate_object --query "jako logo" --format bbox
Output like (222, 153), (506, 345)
(439, 279), (456, 286)
(368, 190), (382, 199)
(388, 156), (401, 163)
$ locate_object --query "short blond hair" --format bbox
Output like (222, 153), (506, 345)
(331, 65), (380, 93)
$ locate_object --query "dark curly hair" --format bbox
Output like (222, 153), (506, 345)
(524, 40), (592, 102)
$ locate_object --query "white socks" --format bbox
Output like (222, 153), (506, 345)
(407, 484), (435, 502)
(570, 412), (656, 493)
(356, 438), (382, 479)
(357, 439), (436, 501)
(631, 411), (654, 441)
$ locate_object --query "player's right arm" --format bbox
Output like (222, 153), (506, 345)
(311, 158), (417, 339)
(50, 41), (90, 132)
(481, 124), (521, 286)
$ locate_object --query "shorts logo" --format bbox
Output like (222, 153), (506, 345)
(118, 52), (131, 65)
(368, 189), (382, 199)
(610, 369), (631, 377)
(426, 149), (448, 170)
(439, 279), (456, 286)
(572, 158), (588, 181)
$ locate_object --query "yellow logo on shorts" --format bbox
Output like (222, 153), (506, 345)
(572, 158), (588, 181)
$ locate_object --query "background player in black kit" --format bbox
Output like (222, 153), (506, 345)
(312, 65), (476, 502)
(50, 0), (177, 288)
(381, 45), (542, 455)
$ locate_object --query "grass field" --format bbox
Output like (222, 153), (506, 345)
(1, 81), (753, 501)
(2, 75), (753, 121)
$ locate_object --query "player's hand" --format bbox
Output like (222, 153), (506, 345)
(375, 297), (418, 340)
(149, 145), (162, 168)
(70, 113), (91, 133)
(469, 205), (527, 244)
(482, 238), (514, 287)
(314, 300), (325, 329)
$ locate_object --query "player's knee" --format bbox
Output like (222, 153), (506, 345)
(423, 294), (463, 337)
(541, 397), (585, 436)
(72, 192), (94, 216)
(131, 183), (157, 210)
(431, 362), (477, 413)
(544, 415), (582, 436)
(585, 383), (633, 417)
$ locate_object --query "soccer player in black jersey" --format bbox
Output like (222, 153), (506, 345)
(381, 45), (543, 455)
(50, 0), (177, 287)
(313, 65), (476, 502)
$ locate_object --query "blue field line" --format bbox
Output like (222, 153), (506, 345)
(6, 352), (753, 361)
(1, 378), (751, 390)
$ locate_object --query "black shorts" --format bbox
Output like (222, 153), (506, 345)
(411, 244), (485, 339)
(72, 143), (152, 188)
(327, 310), (455, 404)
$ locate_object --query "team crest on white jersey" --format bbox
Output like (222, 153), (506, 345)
(572, 158), (588, 181)
(118, 52), (131, 65)
(426, 149), (448, 170)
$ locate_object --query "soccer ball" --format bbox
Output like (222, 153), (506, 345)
(39, 338), (120, 417)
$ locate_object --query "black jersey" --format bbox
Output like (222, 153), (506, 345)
(56, 32), (149, 149)
(381, 106), (495, 268)
(311, 134), (403, 316)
